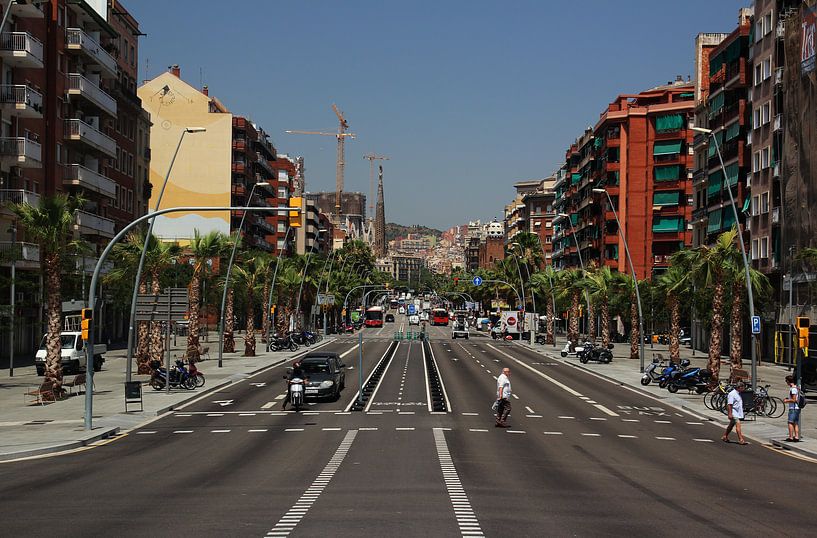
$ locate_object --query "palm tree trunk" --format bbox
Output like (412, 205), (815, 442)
(729, 280), (743, 374)
(187, 273), (201, 360)
(244, 295), (256, 356)
(668, 293), (681, 363)
(546, 298), (554, 345)
(587, 302), (596, 343)
(601, 300), (610, 347)
(630, 292), (639, 360)
(569, 291), (579, 344)
(137, 278), (152, 374)
(707, 283), (725, 382)
(223, 288), (235, 353)
(43, 252), (63, 389)
(261, 281), (270, 342)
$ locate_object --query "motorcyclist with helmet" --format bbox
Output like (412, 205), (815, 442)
(282, 360), (309, 410)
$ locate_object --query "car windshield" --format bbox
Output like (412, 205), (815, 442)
(39, 335), (78, 350)
(301, 360), (331, 374)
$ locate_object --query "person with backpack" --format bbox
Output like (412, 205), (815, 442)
(784, 375), (804, 442)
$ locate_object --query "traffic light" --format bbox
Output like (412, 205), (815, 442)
(288, 196), (302, 228)
(797, 317), (810, 351)
(454, 277), (459, 286)
(81, 308), (92, 340)
(270, 304), (276, 315)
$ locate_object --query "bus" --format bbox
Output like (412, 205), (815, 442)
(432, 308), (450, 326)
(365, 306), (385, 328)
(389, 299), (399, 310)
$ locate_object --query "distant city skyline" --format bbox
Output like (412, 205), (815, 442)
(129, 0), (746, 230)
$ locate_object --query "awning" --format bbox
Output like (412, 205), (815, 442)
(571, 173), (581, 185)
(570, 214), (578, 226)
(594, 137), (604, 149)
(707, 169), (723, 197)
(654, 165), (681, 182)
(707, 131), (724, 158)
(653, 191), (680, 206)
(655, 114), (684, 133)
(653, 216), (684, 233)
(679, 92), (695, 98)
(742, 196), (751, 213)
(725, 163), (740, 186)
(706, 210), (722, 233)
(653, 140), (682, 156)
(721, 207), (736, 230)
(725, 121), (741, 141)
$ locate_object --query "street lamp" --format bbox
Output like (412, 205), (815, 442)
(528, 232), (558, 347)
(509, 242), (535, 314)
(312, 247), (338, 333)
(217, 181), (270, 367)
(124, 126), (205, 383)
(592, 188), (646, 372)
(7, 222), (16, 376)
(266, 226), (294, 342)
(555, 213), (591, 338)
(294, 228), (327, 331)
(691, 126), (758, 390)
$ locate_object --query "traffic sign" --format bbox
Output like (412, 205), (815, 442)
(472, 276), (483, 286)
(751, 315), (761, 335)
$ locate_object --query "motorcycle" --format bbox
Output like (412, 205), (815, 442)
(287, 376), (305, 411)
(149, 359), (196, 390)
(577, 342), (613, 364)
(535, 333), (548, 345)
(666, 360), (711, 393)
(188, 360), (205, 388)
(641, 357), (665, 385)
(560, 340), (586, 358)
(267, 332), (299, 352)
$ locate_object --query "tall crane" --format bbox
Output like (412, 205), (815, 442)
(286, 104), (355, 219)
(363, 153), (389, 221)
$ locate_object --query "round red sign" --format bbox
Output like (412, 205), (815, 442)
(507, 316), (516, 326)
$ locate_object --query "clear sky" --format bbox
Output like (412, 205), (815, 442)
(128, 0), (748, 231)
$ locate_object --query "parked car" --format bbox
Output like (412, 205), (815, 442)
(385, 313), (395, 323)
(298, 352), (346, 401)
(398, 306), (406, 315)
(408, 314), (420, 326)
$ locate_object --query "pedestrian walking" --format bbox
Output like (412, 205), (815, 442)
(721, 381), (748, 445)
(495, 367), (512, 427)
(784, 375), (801, 442)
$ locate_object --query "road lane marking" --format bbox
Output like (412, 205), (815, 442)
(618, 435), (638, 439)
(239, 413), (256, 416)
(175, 414), (192, 417)
(506, 430), (525, 434)
(543, 431), (564, 435)
(654, 420), (672, 424)
(248, 429), (268, 432)
(592, 404), (620, 417)
(581, 433), (601, 437)
(285, 428), (304, 432)
(656, 437), (676, 441)
(136, 431), (156, 435)
(267, 430), (357, 536)
(622, 419), (640, 422)
(525, 414), (542, 418)
(589, 417), (607, 421)
(434, 428), (484, 537)
(173, 430), (193, 434)
(693, 438), (714, 442)
(206, 413), (224, 417)
(686, 422), (703, 425)
(396, 427), (415, 431)
(525, 406), (535, 413)
(322, 428), (341, 431)
(462, 412), (479, 416)
(469, 429), (489, 432)
(261, 402), (275, 409)
(211, 429), (231, 433)
(359, 427), (378, 431)
(558, 416), (575, 419)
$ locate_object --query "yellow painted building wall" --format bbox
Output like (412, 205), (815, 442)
(137, 72), (232, 240)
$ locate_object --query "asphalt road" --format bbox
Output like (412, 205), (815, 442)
(2, 315), (816, 537)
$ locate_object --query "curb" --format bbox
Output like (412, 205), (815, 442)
(770, 438), (816, 459)
(0, 426), (120, 463)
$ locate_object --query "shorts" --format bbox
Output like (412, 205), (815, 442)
(788, 408), (801, 424)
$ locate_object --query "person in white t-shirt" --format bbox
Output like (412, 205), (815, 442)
(495, 367), (512, 427)
(721, 381), (748, 445)
(783, 375), (801, 442)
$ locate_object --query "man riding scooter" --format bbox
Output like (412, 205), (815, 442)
(282, 360), (309, 410)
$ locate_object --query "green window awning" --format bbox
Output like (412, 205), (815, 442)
(679, 92), (694, 98)
(653, 191), (680, 206)
(742, 196), (751, 213)
(725, 121), (741, 141)
(710, 52), (725, 76)
(607, 170), (620, 185)
(594, 137), (604, 149)
(656, 114), (684, 133)
(725, 162), (739, 186)
(706, 210), (722, 233)
(725, 39), (743, 62)
(655, 165), (681, 182)
(570, 214), (578, 226)
(721, 207), (736, 230)
(653, 216), (684, 233)
(571, 173), (581, 185)
(709, 91), (725, 113)
(653, 140), (682, 156)
(707, 169), (723, 197)
(707, 131), (724, 158)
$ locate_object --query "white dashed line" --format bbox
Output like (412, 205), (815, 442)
(593, 404), (620, 417)
(239, 413), (256, 416)
(274, 394), (286, 400)
(581, 433), (601, 437)
(506, 430), (526, 434)
(210, 429), (231, 433)
(461, 412), (479, 416)
(686, 422), (703, 425)
(136, 431), (156, 435)
(175, 414), (192, 417)
(525, 406), (535, 414)
(469, 429), (489, 432)
(359, 427), (378, 431)
(622, 419), (640, 422)
(322, 428), (342, 431)
(261, 402), (275, 409)
(654, 420), (672, 424)
(207, 413), (224, 417)
(543, 431), (564, 435)
(558, 416), (575, 420)
(693, 438), (714, 442)
(434, 428), (484, 537)
(656, 437), (676, 441)
(248, 429), (268, 433)
(266, 430), (357, 536)
(395, 427), (415, 431)
(589, 417), (607, 421)
(173, 430), (193, 434)
(618, 435), (638, 439)
(285, 428), (304, 432)
(525, 414), (543, 418)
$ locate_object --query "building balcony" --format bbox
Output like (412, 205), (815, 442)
(64, 164), (117, 199)
(231, 161), (246, 174)
(65, 28), (117, 79)
(746, 131), (752, 146)
(0, 137), (41, 168)
(75, 209), (115, 238)
(775, 67), (784, 86)
(0, 84), (43, 118)
(254, 215), (276, 234)
(653, 255), (672, 266)
(0, 241), (40, 267)
(0, 189), (40, 211)
(691, 207), (708, 222)
(0, 31), (44, 68)
(771, 206), (780, 225)
(773, 162), (780, 178)
(256, 157), (275, 177)
(774, 114), (782, 132)
(232, 138), (247, 152)
(64, 119), (117, 158)
(67, 73), (117, 117)
(9, 0), (45, 18)
(76, 256), (113, 274)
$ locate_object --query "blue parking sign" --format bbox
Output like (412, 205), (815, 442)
(751, 316), (761, 335)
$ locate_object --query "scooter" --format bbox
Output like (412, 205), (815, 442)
(188, 360), (205, 388)
(577, 342), (613, 364)
(666, 361), (711, 393)
(560, 340), (586, 358)
(288, 376), (305, 411)
(149, 360), (196, 390)
(641, 357), (665, 385)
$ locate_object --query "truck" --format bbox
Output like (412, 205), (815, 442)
(35, 332), (106, 376)
(499, 311), (521, 339)
(451, 313), (469, 339)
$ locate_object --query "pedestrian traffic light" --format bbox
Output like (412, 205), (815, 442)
(288, 197), (302, 228)
(81, 308), (92, 340)
(454, 277), (459, 285)
(797, 317), (810, 350)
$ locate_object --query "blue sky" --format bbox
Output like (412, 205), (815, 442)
(128, 0), (747, 231)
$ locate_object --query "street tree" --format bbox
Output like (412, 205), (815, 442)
(186, 230), (229, 360)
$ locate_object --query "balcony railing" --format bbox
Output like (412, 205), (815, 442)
(0, 137), (42, 167)
(691, 207), (707, 221)
(65, 28), (117, 78)
(653, 255), (672, 265)
(75, 210), (115, 238)
(0, 189), (40, 207)
(64, 164), (117, 199)
(772, 206), (780, 224)
(256, 156), (275, 177)
(775, 67), (784, 85)
(0, 242), (40, 263)
(67, 73), (116, 117)
(64, 119), (117, 158)
(0, 84), (43, 117)
(0, 31), (44, 68)
(774, 114), (782, 132)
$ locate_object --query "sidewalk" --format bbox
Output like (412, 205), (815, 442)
(0, 334), (331, 461)
(518, 334), (816, 459)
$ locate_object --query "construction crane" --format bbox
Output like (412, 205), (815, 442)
(363, 153), (389, 221)
(286, 104), (355, 218)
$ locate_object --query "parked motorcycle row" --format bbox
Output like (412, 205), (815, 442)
(641, 357), (712, 394)
(560, 341), (614, 364)
(267, 330), (321, 352)
(149, 359), (205, 391)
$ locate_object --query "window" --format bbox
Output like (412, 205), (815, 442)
(753, 151), (761, 173)
(762, 102), (771, 124)
(277, 222), (286, 233)
(545, 221), (552, 228)
(764, 13), (772, 35)
(115, 147), (121, 171)
(756, 21), (763, 42)
(755, 63), (762, 85)
(760, 236), (769, 258)
(278, 186), (288, 199)
(127, 189), (133, 212)
(761, 147), (770, 169)
(114, 184), (120, 209)
(763, 57), (772, 80)
(752, 239), (759, 260)
(761, 191), (770, 213)
(55, 143), (62, 165)
(752, 195), (759, 216)
(545, 236), (552, 244)
(753, 108), (760, 129)
(130, 45), (135, 67)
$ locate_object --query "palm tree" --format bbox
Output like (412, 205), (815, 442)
(232, 254), (268, 356)
(657, 265), (688, 362)
(529, 267), (558, 344)
(186, 230), (228, 360)
(557, 269), (584, 345)
(275, 260), (304, 333)
(12, 194), (84, 388)
(583, 266), (615, 347)
(724, 252), (771, 375)
(147, 237), (180, 369)
(107, 231), (151, 370)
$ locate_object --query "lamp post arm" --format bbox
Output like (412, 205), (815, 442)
(266, 226), (293, 341)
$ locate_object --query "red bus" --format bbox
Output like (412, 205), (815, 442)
(432, 308), (449, 326)
(365, 306), (384, 327)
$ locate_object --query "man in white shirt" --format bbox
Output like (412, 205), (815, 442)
(495, 367), (512, 427)
(721, 381), (748, 445)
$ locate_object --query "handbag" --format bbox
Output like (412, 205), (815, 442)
(492, 399), (500, 413)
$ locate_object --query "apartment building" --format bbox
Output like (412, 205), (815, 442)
(522, 177), (556, 263)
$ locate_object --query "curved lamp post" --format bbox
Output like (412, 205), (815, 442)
(265, 226), (294, 342)
(125, 126), (205, 383)
(217, 181), (270, 367)
(509, 242), (536, 314)
(591, 188), (646, 372)
(529, 233), (559, 347)
(294, 228), (326, 330)
(555, 213), (592, 337)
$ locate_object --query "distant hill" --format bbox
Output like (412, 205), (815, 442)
(385, 223), (443, 242)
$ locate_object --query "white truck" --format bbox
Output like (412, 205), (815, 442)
(500, 311), (522, 338)
(35, 331), (106, 376)
(451, 313), (469, 339)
